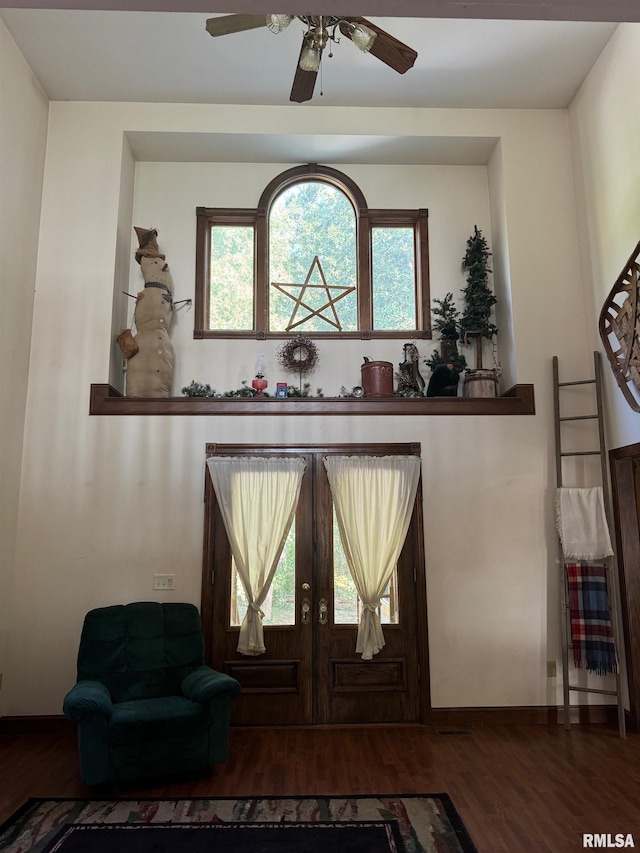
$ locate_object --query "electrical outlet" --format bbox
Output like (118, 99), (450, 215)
(153, 574), (175, 591)
(547, 660), (557, 677)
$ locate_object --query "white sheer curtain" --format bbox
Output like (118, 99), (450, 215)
(206, 456), (306, 656)
(324, 455), (421, 660)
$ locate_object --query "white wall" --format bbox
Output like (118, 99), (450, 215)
(110, 136), (136, 394)
(4, 100), (608, 716)
(569, 22), (640, 449)
(488, 141), (516, 389)
(0, 20), (48, 716)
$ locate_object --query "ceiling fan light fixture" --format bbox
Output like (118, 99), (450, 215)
(266, 14), (292, 34)
(299, 44), (321, 72)
(349, 22), (377, 53)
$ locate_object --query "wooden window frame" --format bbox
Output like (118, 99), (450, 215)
(194, 164), (431, 340)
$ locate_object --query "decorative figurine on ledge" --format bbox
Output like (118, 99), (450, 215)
(396, 342), (425, 397)
(426, 363), (461, 397)
(116, 227), (175, 398)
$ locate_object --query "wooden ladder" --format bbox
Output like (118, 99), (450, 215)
(552, 351), (626, 737)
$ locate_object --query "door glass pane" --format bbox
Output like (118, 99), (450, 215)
(332, 508), (399, 624)
(209, 225), (254, 330)
(333, 509), (358, 624)
(371, 226), (416, 330)
(229, 525), (296, 626)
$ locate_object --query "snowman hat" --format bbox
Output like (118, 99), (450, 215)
(134, 227), (166, 264)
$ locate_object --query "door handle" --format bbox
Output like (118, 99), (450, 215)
(301, 598), (311, 624)
(318, 597), (328, 625)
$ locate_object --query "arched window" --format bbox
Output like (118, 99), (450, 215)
(195, 164), (430, 339)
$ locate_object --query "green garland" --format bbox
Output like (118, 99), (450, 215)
(181, 380), (267, 398)
(181, 380), (324, 399)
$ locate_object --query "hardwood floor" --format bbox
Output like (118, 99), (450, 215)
(1, 722), (640, 852)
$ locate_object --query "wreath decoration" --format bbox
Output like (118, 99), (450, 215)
(277, 334), (319, 375)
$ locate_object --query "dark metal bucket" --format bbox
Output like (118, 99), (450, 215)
(361, 360), (394, 397)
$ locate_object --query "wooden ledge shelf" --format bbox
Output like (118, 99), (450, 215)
(89, 383), (535, 416)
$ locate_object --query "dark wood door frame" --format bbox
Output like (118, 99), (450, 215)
(610, 441), (640, 732)
(200, 442), (432, 725)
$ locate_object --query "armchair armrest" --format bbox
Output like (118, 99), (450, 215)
(63, 680), (114, 721)
(181, 666), (241, 704)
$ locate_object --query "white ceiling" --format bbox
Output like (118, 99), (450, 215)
(1, 10), (618, 110)
(1, 5), (621, 165)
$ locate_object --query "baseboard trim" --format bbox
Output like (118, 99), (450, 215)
(430, 704), (621, 727)
(0, 715), (74, 735)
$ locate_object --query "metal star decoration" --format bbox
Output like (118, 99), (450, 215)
(271, 256), (355, 331)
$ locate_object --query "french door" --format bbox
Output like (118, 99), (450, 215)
(201, 443), (430, 726)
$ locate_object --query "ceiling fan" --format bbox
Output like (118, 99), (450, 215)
(205, 14), (418, 103)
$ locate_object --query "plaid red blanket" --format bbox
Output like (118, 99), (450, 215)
(566, 562), (618, 676)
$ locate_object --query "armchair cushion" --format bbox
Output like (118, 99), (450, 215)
(63, 602), (240, 786)
(109, 696), (208, 746)
(76, 601), (206, 702)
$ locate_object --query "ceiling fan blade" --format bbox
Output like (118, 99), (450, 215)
(290, 66), (318, 103)
(290, 37), (319, 103)
(340, 17), (417, 74)
(205, 14), (267, 38)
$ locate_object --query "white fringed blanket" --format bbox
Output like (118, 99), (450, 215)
(555, 487), (614, 560)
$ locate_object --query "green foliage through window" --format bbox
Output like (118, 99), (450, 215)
(372, 227), (416, 330)
(333, 508), (398, 625)
(270, 182), (357, 333)
(209, 226), (254, 330)
(230, 525), (296, 626)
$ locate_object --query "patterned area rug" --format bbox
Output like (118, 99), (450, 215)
(0, 795), (477, 853)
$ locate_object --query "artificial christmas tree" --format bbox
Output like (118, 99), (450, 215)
(459, 226), (499, 397)
(424, 292), (467, 373)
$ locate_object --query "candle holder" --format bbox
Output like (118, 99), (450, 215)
(252, 352), (268, 397)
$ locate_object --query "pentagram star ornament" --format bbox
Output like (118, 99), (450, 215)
(271, 256), (355, 331)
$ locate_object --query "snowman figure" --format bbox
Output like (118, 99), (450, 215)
(116, 227), (175, 398)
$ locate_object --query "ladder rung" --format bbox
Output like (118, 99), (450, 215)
(567, 686), (618, 696)
(559, 415), (598, 422)
(558, 379), (596, 387)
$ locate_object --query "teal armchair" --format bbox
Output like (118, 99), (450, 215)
(63, 601), (240, 786)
